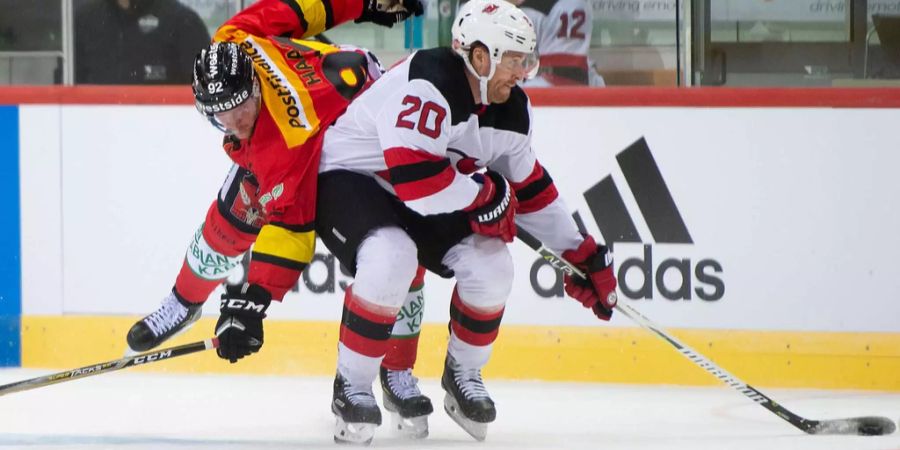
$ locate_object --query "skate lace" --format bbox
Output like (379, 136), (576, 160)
(144, 295), (188, 337)
(454, 367), (489, 400)
(386, 369), (422, 400)
(344, 385), (378, 408)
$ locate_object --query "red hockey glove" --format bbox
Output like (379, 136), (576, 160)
(464, 170), (518, 243)
(561, 235), (617, 321)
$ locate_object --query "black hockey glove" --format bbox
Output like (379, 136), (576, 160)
(215, 283), (271, 363)
(355, 0), (424, 28)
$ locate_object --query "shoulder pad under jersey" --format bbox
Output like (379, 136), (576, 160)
(479, 85), (531, 136)
(407, 48), (477, 126)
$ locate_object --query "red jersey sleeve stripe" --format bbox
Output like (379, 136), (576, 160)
(384, 147), (446, 166)
(392, 165), (456, 202)
(277, 0), (309, 34)
(328, 0), (364, 28)
(321, 0), (335, 29)
(510, 162), (559, 214)
(384, 147), (456, 202)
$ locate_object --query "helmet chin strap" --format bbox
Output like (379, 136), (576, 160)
(461, 52), (495, 105)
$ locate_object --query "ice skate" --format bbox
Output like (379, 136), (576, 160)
(380, 366), (433, 438)
(441, 354), (496, 441)
(332, 372), (382, 445)
(126, 291), (202, 354)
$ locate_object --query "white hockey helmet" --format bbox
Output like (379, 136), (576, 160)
(451, 0), (538, 103)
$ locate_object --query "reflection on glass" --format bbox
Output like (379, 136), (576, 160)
(180, 0), (244, 37)
(700, 0), (900, 85)
(0, 0), (63, 84)
(74, 0), (212, 84)
(590, 0), (677, 86)
(710, 0), (850, 43)
(866, 11), (900, 78)
(0, 0), (62, 51)
(4, 0), (889, 87)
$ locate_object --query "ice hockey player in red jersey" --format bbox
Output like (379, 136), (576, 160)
(518, 0), (593, 86)
(125, 0), (430, 405)
(314, 0), (618, 443)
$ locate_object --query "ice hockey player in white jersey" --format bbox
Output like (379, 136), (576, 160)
(518, 0), (593, 86)
(315, 0), (618, 444)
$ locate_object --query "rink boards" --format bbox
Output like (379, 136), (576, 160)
(2, 86), (900, 390)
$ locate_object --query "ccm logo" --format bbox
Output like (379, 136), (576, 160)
(222, 299), (267, 313)
(134, 350), (173, 365)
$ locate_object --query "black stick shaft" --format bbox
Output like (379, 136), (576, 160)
(0, 338), (218, 397)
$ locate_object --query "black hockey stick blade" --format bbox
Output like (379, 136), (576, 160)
(515, 226), (896, 436)
(808, 416), (896, 436)
(0, 338), (218, 397)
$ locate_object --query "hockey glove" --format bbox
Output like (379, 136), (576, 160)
(355, 0), (424, 28)
(562, 235), (617, 321)
(215, 283), (271, 363)
(464, 170), (518, 243)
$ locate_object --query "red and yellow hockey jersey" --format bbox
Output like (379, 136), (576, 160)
(212, 0), (376, 299)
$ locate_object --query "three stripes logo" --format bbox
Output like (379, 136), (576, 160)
(530, 137), (725, 302)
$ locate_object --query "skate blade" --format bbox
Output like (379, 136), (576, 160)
(383, 396), (430, 439)
(333, 416), (377, 445)
(388, 411), (429, 439)
(443, 394), (488, 441)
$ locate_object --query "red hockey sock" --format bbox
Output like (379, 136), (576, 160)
(339, 286), (397, 358)
(174, 202), (256, 303)
(448, 286), (504, 347)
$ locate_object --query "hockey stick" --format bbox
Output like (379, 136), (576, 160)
(516, 226), (896, 436)
(0, 338), (218, 397)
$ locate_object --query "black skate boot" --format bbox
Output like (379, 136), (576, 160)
(380, 366), (433, 438)
(332, 372), (382, 445)
(441, 354), (496, 441)
(126, 290), (203, 354)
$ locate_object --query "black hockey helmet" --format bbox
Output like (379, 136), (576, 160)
(192, 42), (257, 119)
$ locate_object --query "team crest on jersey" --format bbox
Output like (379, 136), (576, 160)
(447, 148), (481, 174)
(231, 176), (267, 228)
(482, 3), (499, 13)
(259, 183), (284, 208)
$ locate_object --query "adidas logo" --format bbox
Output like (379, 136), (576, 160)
(529, 137), (725, 302)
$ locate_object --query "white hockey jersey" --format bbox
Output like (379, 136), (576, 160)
(321, 47), (583, 253)
(520, 0), (593, 85)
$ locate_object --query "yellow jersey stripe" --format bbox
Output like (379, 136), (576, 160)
(253, 224), (316, 265)
(241, 37), (321, 148)
(287, 0), (329, 36)
(288, 39), (339, 54)
(213, 24), (247, 43)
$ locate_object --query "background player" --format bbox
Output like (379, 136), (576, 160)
(517, 0), (594, 86)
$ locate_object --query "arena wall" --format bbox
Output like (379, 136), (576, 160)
(2, 86), (899, 390)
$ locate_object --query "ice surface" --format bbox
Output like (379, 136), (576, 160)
(0, 369), (897, 450)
